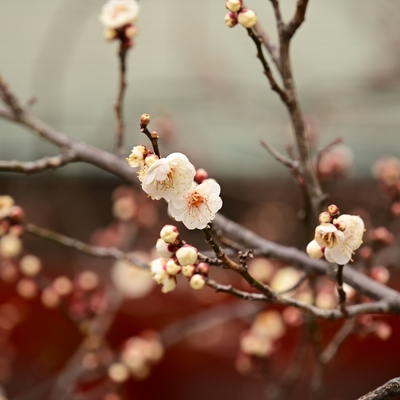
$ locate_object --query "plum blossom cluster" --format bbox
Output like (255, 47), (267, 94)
(108, 332), (164, 382)
(150, 225), (210, 293)
(126, 123), (223, 230)
(306, 204), (365, 265)
(99, 0), (139, 48)
(224, 0), (257, 29)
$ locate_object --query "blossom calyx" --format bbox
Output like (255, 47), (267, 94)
(160, 225), (180, 244)
(176, 245), (198, 266)
(238, 9), (257, 28)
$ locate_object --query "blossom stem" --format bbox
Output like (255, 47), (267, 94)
(337, 264), (347, 315)
(140, 124), (161, 158)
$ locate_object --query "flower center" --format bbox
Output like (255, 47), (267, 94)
(188, 192), (204, 207)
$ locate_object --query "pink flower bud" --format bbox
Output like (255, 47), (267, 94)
(41, 287), (61, 309)
(140, 113), (151, 125)
(194, 168), (209, 184)
(160, 225), (179, 244)
(189, 274), (205, 290)
(196, 262), (209, 275)
(319, 211), (331, 224)
(327, 204), (340, 217)
(156, 238), (174, 259)
(371, 266), (390, 284)
(77, 271), (100, 291)
(8, 205), (25, 223)
(224, 12), (238, 28)
(53, 276), (73, 296)
(238, 9), (257, 28)
(16, 278), (38, 299)
(125, 24), (138, 38)
(225, 0), (242, 12)
(176, 245), (198, 266)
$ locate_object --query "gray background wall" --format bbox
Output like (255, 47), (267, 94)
(1, 0), (399, 178)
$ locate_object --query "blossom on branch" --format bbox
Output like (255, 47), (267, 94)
(141, 153), (196, 201)
(150, 258), (176, 293)
(307, 211), (365, 265)
(168, 179), (223, 230)
(99, 0), (140, 29)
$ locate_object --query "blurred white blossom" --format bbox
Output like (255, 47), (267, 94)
(99, 0), (140, 29)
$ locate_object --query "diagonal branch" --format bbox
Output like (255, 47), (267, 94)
(253, 22), (281, 71)
(357, 378), (400, 400)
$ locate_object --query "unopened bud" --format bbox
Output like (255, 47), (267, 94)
(319, 211), (331, 224)
(0, 195), (14, 219)
(224, 12), (238, 28)
(151, 131), (159, 140)
(196, 262), (209, 275)
(0, 234), (22, 258)
(181, 265), (195, 278)
(190, 274), (205, 290)
(166, 259), (181, 276)
(390, 202), (400, 217)
(238, 9), (257, 28)
(371, 266), (390, 284)
(176, 245), (198, 266)
(195, 168), (209, 184)
(226, 0), (242, 12)
(53, 276), (73, 296)
(8, 206), (25, 223)
(41, 287), (60, 309)
(104, 28), (118, 41)
(160, 225), (179, 244)
(145, 154), (159, 168)
(156, 238), (174, 259)
(375, 322), (392, 340)
(9, 225), (24, 236)
(108, 362), (130, 383)
(161, 276), (176, 293)
(19, 254), (42, 276)
(77, 271), (99, 291)
(327, 204), (340, 217)
(140, 113), (151, 125)
(306, 240), (324, 259)
(125, 24), (138, 39)
(16, 278), (38, 299)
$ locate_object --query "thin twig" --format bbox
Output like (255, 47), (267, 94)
(253, 22), (281, 71)
(337, 264), (348, 315)
(320, 318), (355, 364)
(140, 124), (161, 158)
(247, 28), (288, 104)
(0, 152), (77, 174)
(285, 0), (310, 39)
(260, 139), (301, 172)
(0, 75), (23, 116)
(26, 223), (150, 270)
(114, 43), (128, 155)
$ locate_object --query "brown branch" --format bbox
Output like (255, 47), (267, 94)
(285, 0), (310, 39)
(212, 213), (400, 311)
(140, 123), (161, 158)
(337, 264), (348, 315)
(357, 378), (400, 400)
(0, 152), (77, 174)
(114, 44), (128, 155)
(320, 318), (355, 364)
(247, 28), (288, 104)
(253, 22), (281, 71)
(26, 223), (150, 270)
(0, 75), (23, 116)
(260, 139), (301, 172)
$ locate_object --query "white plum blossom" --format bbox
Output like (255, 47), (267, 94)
(99, 0), (140, 29)
(312, 214), (364, 265)
(126, 145), (147, 168)
(168, 179), (223, 230)
(155, 238), (174, 259)
(306, 240), (324, 259)
(141, 153), (196, 201)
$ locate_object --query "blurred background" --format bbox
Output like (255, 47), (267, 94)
(1, 1), (400, 399)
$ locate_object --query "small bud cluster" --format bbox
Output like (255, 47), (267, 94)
(109, 331), (164, 381)
(307, 204), (365, 265)
(224, 1), (257, 29)
(99, 0), (140, 49)
(150, 225), (209, 293)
